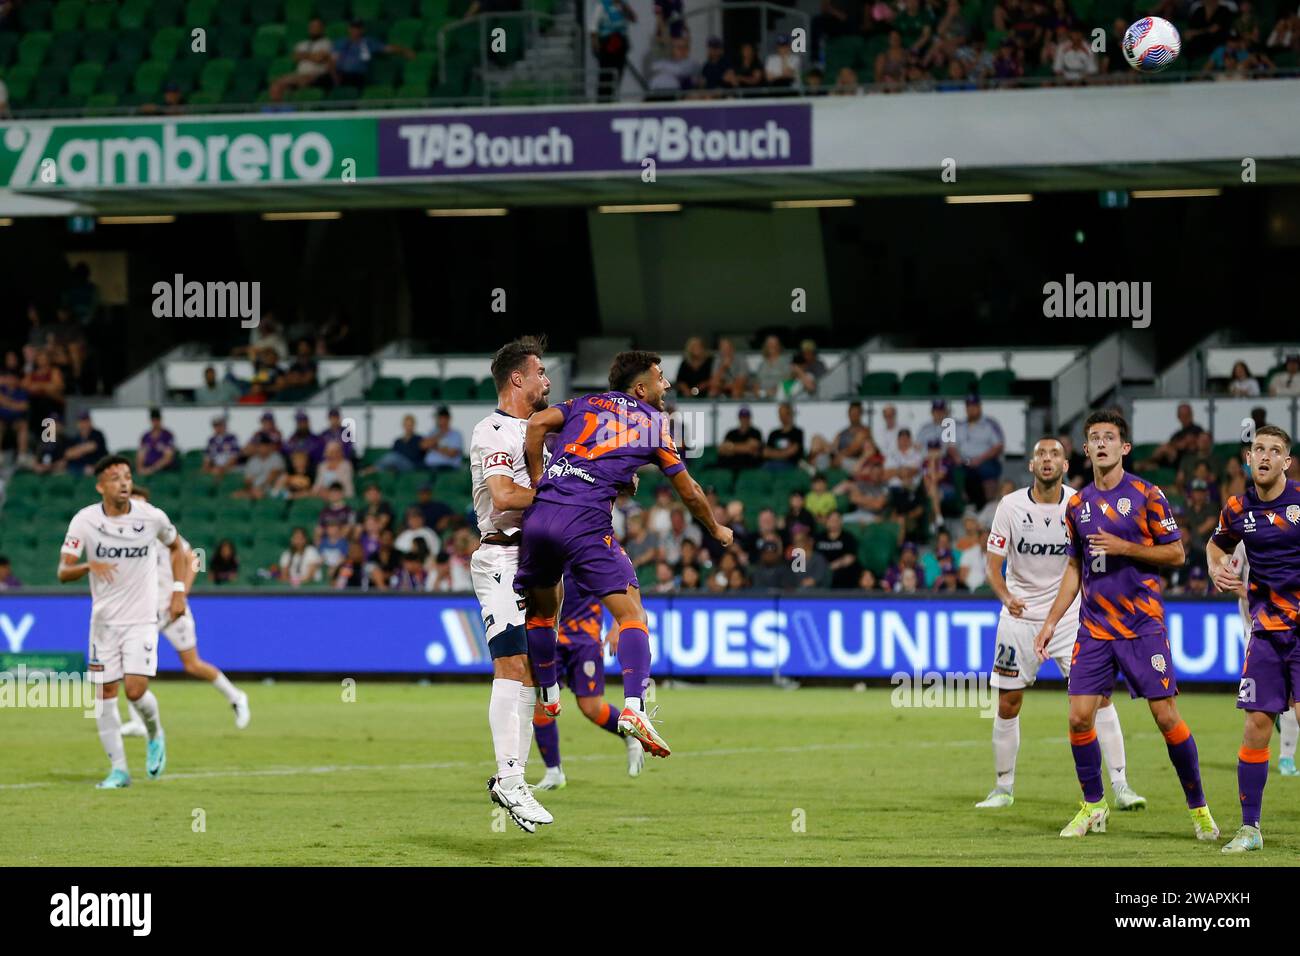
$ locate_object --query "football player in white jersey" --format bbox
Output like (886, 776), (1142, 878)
(115, 486), (249, 738)
(976, 437), (1147, 810)
(471, 335), (555, 833)
(1228, 541), (1299, 775)
(59, 455), (188, 789)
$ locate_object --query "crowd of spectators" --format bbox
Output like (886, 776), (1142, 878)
(674, 335), (828, 400)
(1220, 353), (1300, 397)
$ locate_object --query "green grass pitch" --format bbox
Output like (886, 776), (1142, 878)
(2, 681), (1297, 866)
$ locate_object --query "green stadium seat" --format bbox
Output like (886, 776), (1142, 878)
(421, 0), (451, 17)
(215, 472), (247, 496)
(199, 57), (236, 95)
(858, 521), (901, 575)
(252, 24), (286, 59)
(820, 467), (848, 487)
(216, 25), (252, 58)
(0, 32), (19, 68)
(325, 19), (350, 39)
(249, 0), (282, 24)
(362, 82), (397, 100)
(977, 368), (1014, 397)
(353, 0), (383, 19)
(405, 376), (441, 401)
(318, 0), (349, 20)
(366, 376), (404, 401)
(328, 83), (361, 100)
(773, 470), (811, 494)
(117, 0), (150, 28)
(898, 370), (938, 397)
(85, 91), (120, 109)
(51, 0), (84, 32)
(384, 0), (418, 16)
(134, 60), (170, 95)
(79, 30), (115, 64)
(439, 376), (475, 400)
(97, 61), (135, 96)
(859, 371), (898, 397)
(17, 31), (53, 69)
(167, 57), (203, 93)
(185, 0), (219, 26)
(474, 377), (496, 401)
(31, 67), (64, 107)
(289, 85), (325, 102)
(150, 26), (187, 62)
(216, 0), (251, 26)
(82, 2), (115, 30)
(938, 369), (977, 398)
(1128, 443), (1158, 463)
(266, 55), (295, 82)
(635, 562), (659, 589)
(114, 30), (150, 67)
(227, 61), (264, 101)
(285, 0), (315, 22)
(1212, 442), (1245, 464)
(388, 16), (423, 48)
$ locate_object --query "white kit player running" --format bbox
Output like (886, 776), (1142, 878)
(1229, 541), (1300, 775)
(471, 335), (554, 833)
(976, 437), (1147, 810)
(59, 455), (188, 789)
(117, 486), (249, 738)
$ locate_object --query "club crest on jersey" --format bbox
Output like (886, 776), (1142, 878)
(583, 660), (597, 677)
(1116, 497), (1132, 516)
(1150, 654), (1167, 674)
(1287, 505), (1300, 525)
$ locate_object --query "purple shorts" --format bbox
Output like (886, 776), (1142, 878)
(513, 500), (637, 599)
(1068, 632), (1178, 700)
(557, 639), (605, 697)
(1238, 630), (1300, 714)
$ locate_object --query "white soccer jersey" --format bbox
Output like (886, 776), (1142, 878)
(61, 499), (178, 627)
(986, 484), (1083, 622)
(470, 409), (531, 537)
(1234, 540), (1250, 628)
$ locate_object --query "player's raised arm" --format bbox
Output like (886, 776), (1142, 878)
(525, 405), (567, 487)
(669, 468), (732, 547)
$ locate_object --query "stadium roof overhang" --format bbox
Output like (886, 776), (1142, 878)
(20, 158), (1300, 216)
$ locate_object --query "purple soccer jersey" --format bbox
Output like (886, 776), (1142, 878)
(1210, 481), (1300, 635)
(515, 391), (686, 597)
(206, 433), (241, 468)
(1064, 471), (1182, 700)
(1065, 471), (1181, 641)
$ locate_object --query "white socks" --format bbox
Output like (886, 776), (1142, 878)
(516, 684), (536, 773)
(490, 678), (524, 786)
(992, 714), (1019, 791)
(1281, 709), (1299, 761)
(212, 672), (241, 705)
(96, 697), (128, 772)
(132, 690), (163, 741)
(1094, 703), (1128, 789)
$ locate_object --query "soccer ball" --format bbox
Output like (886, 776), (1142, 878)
(1122, 16), (1181, 73)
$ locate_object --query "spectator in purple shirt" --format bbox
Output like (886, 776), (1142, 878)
(137, 407), (178, 476)
(315, 482), (357, 545)
(0, 556), (23, 590)
(285, 410), (323, 463)
(320, 407), (358, 462)
(202, 414), (242, 478)
(243, 411), (283, 458)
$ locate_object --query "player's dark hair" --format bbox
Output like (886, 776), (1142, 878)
(609, 350), (663, 393)
(1255, 424), (1292, 451)
(491, 335), (548, 392)
(1082, 408), (1129, 444)
(93, 454), (131, 476)
(1033, 435), (1065, 452)
(130, 485), (150, 500)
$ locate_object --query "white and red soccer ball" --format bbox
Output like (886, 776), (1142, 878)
(1123, 16), (1182, 73)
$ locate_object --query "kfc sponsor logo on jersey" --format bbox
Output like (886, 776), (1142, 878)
(64, 536), (80, 552)
(987, 532), (1007, 550)
(483, 451), (512, 470)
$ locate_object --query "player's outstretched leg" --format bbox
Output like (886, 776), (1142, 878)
(1278, 710), (1299, 775)
(1094, 698), (1146, 810)
(612, 620), (671, 757)
(531, 704), (566, 790)
(178, 648), (249, 729)
(125, 676), (166, 780)
(1149, 699), (1218, 841)
(977, 689), (1020, 808)
(1224, 710), (1274, 853)
(94, 683), (131, 789)
(577, 696), (644, 777)
(1061, 694), (1109, 837)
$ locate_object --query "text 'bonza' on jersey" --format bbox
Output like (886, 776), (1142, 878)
(62, 500), (178, 626)
(986, 485), (1081, 622)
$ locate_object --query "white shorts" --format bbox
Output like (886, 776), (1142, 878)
(470, 544), (526, 643)
(160, 607), (197, 653)
(87, 621), (158, 685)
(991, 614), (1078, 690)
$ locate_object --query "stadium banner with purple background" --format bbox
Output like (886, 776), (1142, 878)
(377, 103), (812, 177)
(1, 594), (1252, 681)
